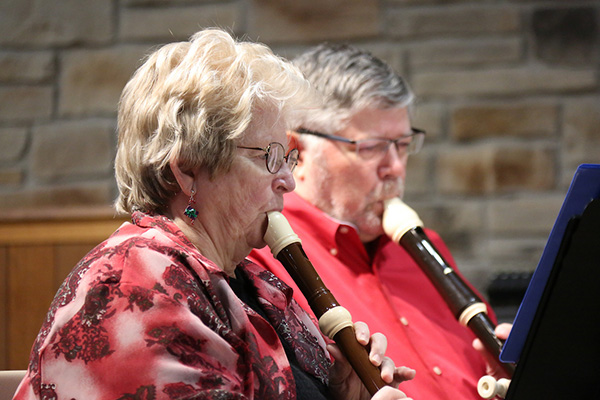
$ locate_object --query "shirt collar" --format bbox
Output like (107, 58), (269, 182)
(283, 192), (374, 271)
(283, 192), (347, 238)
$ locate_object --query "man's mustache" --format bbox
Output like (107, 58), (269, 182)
(372, 179), (404, 200)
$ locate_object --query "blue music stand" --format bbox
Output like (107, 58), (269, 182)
(500, 164), (600, 399)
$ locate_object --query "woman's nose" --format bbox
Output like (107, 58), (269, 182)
(274, 163), (296, 193)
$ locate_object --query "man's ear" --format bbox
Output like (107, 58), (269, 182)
(287, 131), (306, 181)
(169, 158), (196, 196)
(287, 131), (305, 163)
(287, 131), (302, 152)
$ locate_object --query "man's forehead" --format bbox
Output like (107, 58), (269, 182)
(341, 107), (411, 139)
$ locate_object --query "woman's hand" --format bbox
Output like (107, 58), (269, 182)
(327, 321), (415, 400)
(473, 323), (513, 379)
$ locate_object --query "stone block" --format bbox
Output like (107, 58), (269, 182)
(409, 200), (485, 258)
(124, 0), (211, 4)
(0, 183), (114, 210)
(437, 145), (556, 195)
(412, 102), (445, 142)
(418, 200), (484, 234)
(387, 6), (520, 37)
(532, 7), (599, 66)
(0, 86), (53, 122)
(0, 0), (112, 46)
(249, 0), (379, 43)
(0, 51), (54, 83)
(0, 169), (23, 186)
(563, 97), (600, 161)
(367, 45), (406, 79)
(487, 237), (546, 272)
(451, 102), (558, 141)
(0, 127), (28, 163)
(387, 0), (473, 3)
(489, 195), (564, 235)
(414, 68), (597, 97)
(410, 38), (522, 68)
(119, 4), (241, 41)
(404, 150), (432, 196)
(59, 46), (149, 116)
(488, 146), (556, 193)
(31, 119), (114, 182)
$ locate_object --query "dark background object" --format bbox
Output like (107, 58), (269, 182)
(487, 271), (532, 324)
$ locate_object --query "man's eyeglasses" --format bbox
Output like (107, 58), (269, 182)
(296, 127), (426, 160)
(237, 142), (299, 174)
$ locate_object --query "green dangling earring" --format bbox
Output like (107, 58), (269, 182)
(184, 188), (198, 224)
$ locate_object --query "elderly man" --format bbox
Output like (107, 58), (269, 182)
(249, 42), (508, 400)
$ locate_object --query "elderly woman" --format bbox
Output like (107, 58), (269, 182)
(13, 29), (413, 400)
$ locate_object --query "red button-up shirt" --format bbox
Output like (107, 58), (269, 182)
(249, 192), (495, 400)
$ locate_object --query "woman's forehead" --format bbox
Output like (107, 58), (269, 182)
(243, 109), (288, 145)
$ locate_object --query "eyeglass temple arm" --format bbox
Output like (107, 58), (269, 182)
(298, 127), (425, 140)
(295, 128), (356, 144)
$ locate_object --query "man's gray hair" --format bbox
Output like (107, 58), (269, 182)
(292, 43), (414, 134)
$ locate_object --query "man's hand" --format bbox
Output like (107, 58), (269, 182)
(473, 323), (513, 379)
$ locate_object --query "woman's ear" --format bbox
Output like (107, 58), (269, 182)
(169, 158), (196, 196)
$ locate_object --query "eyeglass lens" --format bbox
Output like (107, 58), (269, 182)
(265, 143), (299, 174)
(266, 143), (283, 173)
(295, 128), (425, 161)
(355, 134), (423, 160)
(285, 149), (299, 172)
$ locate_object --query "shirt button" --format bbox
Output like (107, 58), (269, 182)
(340, 226), (349, 234)
(400, 317), (409, 326)
(330, 248), (338, 256)
(433, 366), (442, 375)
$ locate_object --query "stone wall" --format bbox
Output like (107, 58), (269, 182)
(1, 0), (599, 294)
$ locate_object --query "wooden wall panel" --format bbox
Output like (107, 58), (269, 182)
(0, 208), (128, 370)
(8, 246), (55, 369)
(0, 247), (7, 369)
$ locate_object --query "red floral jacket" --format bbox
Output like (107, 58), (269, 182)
(13, 212), (331, 400)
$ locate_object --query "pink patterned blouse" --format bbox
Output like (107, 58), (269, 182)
(13, 212), (332, 400)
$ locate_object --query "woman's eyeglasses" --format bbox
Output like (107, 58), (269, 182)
(237, 142), (299, 174)
(296, 127), (425, 160)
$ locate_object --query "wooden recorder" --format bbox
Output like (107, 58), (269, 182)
(264, 211), (386, 396)
(382, 198), (516, 379)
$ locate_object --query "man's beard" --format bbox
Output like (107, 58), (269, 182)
(371, 178), (404, 203)
(355, 178), (404, 239)
(323, 177), (404, 242)
(307, 146), (404, 239)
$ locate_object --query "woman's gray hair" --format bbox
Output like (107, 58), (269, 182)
(292, 42), (414, 134)
(115, 28), (315, 214)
